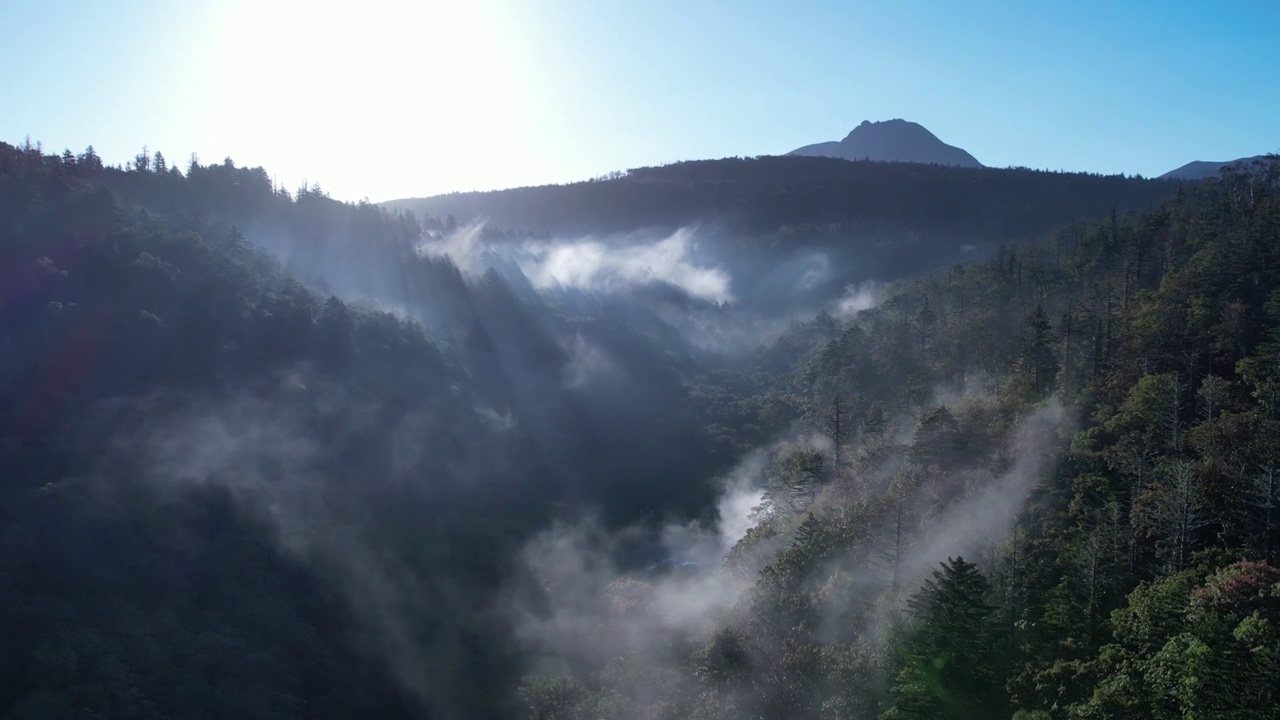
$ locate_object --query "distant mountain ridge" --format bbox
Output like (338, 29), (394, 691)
(382, 156), (1175, 240)
(788, 119), (983, 168)
(1159, 155), (1270, 180)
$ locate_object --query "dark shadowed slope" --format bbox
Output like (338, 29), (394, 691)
(1159, 154), (1270, 180)
(788, 118), (983, 167)
(383, 156), (1175, 244)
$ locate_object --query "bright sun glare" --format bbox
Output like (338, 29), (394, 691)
(193, 0), (544, 199)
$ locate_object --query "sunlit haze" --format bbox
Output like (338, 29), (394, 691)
(3, 0), (1278, 200)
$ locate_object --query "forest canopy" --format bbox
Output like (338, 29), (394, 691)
(2, 138), (1279, 719)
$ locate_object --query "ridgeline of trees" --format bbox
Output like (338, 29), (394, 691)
(390, 155), (1185, 296)
(388, 154), (1180, 245)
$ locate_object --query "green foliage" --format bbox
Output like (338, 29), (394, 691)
(1073, 561), (1280, 720)
(760, 447), (827, 515)
(545, 155), (1280, 720)
(883, 557), (1004, 720)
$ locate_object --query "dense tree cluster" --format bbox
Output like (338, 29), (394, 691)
(0, 141), (735, 718)
(0, 141), (522, 718)
(519, 156), (1280, 719)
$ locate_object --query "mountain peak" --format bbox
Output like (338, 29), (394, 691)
(789, 119), (982, 168)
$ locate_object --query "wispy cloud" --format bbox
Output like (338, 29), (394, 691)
(523, 228), (732, 303)
(133, 388), (470, 715)
(835, 280), (885, 316)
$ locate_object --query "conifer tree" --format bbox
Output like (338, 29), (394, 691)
(883, 557), (1004, 720)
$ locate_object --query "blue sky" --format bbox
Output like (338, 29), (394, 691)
(2, 0), (1277, 201)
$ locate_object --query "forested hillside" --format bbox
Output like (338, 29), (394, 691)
(387, 156), (1176, 271)
(2, 138), (1278, 720)
(0, 142), (512, 718)
(0, 141), (753, 719)
(386, 157), (1184, 314)
(512, 156), (1280, 720)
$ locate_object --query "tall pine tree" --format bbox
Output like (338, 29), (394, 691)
(884, 557), (1005, 720)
